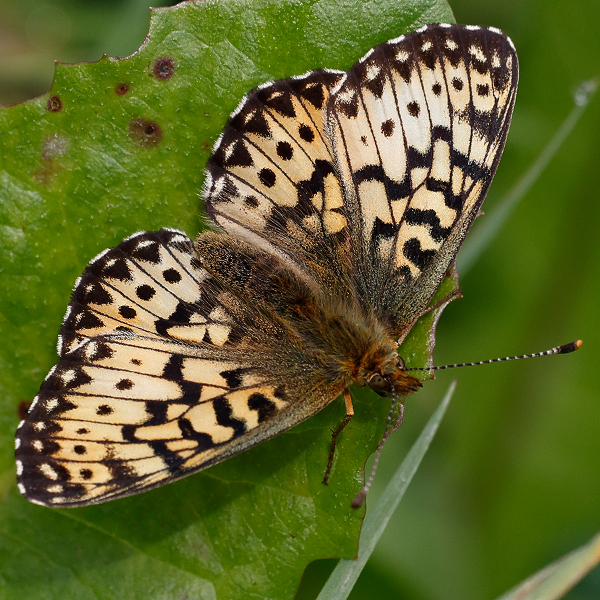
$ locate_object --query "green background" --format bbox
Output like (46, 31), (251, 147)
(1, 0), (599, 599)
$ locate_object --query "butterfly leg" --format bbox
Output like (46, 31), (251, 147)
(322, 390), (354, 485)
(421, 288), (462, 318)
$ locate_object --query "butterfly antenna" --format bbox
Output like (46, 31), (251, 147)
(351, 386), (404, 509)
(405, 340), (582, 372)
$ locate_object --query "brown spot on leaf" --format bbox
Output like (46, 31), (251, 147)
(153, 57), (175, 80)
(129, 119), (163, 148)
(47, 96), (62, 112)
(115, 83), (130, 96)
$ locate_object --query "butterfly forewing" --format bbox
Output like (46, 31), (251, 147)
(15, 231), (340, 506)
(16, 24), (518, 507)
(327, 25), (517, 332)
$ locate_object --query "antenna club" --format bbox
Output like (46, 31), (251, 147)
(404, 340), (583, 371)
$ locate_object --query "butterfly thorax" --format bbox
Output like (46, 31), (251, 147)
(196, 232), (422, 398)
(283, 280), (420, 393)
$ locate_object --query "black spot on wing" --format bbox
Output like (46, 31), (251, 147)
(477, 83), (490, 96)
(298, 124), (314, 142)
(405, 208), (451, 243)
(247, 393), (277, 423)
(407, 101), (420, 117)
(115, 378), (133, 390)
(381, 119), (394, 137)
(276, 140), (293, 160)
(118, 306), (137, 319)
(136, 284), (156, 301)
(178, 418), (215, 452)
(163, 268), (182, 284)
(452, 77), (463, 91)
(403, 237), (436, 271)
(258, 168), (276, 188)
(213, 397), (246, 437)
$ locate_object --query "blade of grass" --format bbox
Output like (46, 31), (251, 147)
(458, 78), (598, 277)
(316, 381), (457, 600)
(496, 531), (600, 600)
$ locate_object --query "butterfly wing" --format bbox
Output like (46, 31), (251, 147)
(327, 24), (518, 334)
(204, 70), (355, 289)
(16, 230), (342, 506)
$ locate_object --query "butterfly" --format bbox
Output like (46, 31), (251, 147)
(15, 23), (518, 507)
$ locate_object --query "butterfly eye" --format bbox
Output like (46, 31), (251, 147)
(368, 373), (387, 394)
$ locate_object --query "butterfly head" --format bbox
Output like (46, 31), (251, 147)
(357, 349), (422, 397)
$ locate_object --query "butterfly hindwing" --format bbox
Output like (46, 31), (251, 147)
(205, 70), (356, 286)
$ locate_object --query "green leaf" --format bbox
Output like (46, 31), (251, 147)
(0, 0), (454, 598)
(496, 532), (600, 600)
